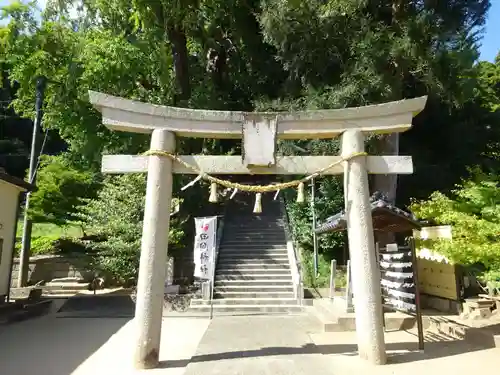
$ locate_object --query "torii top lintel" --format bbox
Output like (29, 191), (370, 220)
(88, 91), (427, 140)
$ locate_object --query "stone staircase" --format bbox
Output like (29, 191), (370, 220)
(190, 193), (302, 314)
(42, 277), (91, 297)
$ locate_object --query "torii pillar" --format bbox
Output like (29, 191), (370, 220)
(89, 91), (427, 368)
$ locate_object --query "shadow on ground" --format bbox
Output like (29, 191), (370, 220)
(0, 315), (130, 375)
(57, 292), (135, 317)
(159, 328), (498, 368)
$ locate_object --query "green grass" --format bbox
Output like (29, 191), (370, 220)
(14, 221), (85, 256)
(16, 221), (83, 239)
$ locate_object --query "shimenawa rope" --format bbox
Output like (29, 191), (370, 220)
(142, 150), (367, 212)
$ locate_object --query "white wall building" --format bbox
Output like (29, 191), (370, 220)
(0, 171), (33, 301)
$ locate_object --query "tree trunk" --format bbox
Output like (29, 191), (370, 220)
(372, 132), (400, 245)
(167, 24), (191, 105)
(373, 0), (405, 247)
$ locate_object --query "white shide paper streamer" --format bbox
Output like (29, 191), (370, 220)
(380, 251), (412, 260)
(386, 271), (413, 279)
(381, 279), (415, 289)
(384, 298), (416, 311)
(380, 261), (413, 269)
(384, 288), (415, 299)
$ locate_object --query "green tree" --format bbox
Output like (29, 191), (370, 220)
(2, 0), (499, 285)
(411, 170), (500, 276)
(78, 173), (184, 284)
(28, 154), (100, 226)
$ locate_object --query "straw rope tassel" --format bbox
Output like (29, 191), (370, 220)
(296, 182), (305, 203)
(253, 193), (262, 214)
(209, 182), (218, 203)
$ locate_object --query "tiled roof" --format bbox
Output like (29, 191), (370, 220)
(315, 192), (422, 234)
(0, 171), (35, 191)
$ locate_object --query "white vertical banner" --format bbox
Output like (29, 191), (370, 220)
(193, 216), (217, 279)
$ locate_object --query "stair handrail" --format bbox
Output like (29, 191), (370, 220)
(209, 204), (227, 319)
(279, 195), (304, 305)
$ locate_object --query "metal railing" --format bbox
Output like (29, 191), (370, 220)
(208, 213), (225, 319)
(279, 196), (304, 305)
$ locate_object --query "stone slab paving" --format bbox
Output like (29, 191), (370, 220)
(182, 314), (337, 375)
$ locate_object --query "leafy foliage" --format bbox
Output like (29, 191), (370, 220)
(28, 154), (100, 225)
(1, 0), (500, 285)
(285, 174), (346, 287)
(14, 234), (87, 256)
(411, 170), (500, 273)
(14, 234), (59, 256)
(77, 174), (184, 284)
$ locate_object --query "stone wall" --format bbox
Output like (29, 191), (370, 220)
(10, 254), (92, 286)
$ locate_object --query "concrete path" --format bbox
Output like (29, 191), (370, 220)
(310, 327), (499, 374)
(0, 315), (130, 375)
(183, 314), (337, 375)
(0, 314), (210, 375)
(72, 317), (210, 375)
(1, 299), (498, 375)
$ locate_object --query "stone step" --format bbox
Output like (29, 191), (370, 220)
(227, 227), (284, 231)
(222, 233), (286, 243)
(215, 284), (294, 293)
(219, 246), (288, 252)
(42, 290), (85, 297)
(214, 291), (295, 299)
(224, 215), (282, 220)
(217, 260), (289, 266)
(222, 239), (286, 244)
(221, 246), (287, 250)
(224, 232), (285, 237)
(220, 243), (287, 248)
(220, 241), (287, 246)
(225, 214), (281, 218)
(218, 252), (288, 258)
(217, 263), (291, 270)
(216, 268), (291, 275)
(218, 251), (288, 257)
(219, 255), (289, 261)
(219, 252), (288, 257)
(188, 304), (303, 314)
(49, 277), (87, 284)
(427, 316), (500, 348)
(215, 274), (293, 282)
(224, 226), (284, 231)
(191, 298), (298, 306)
(43, 282), (90, 291)
(311, 299), (426, 333)
(225, 215), (282, 219)
(217, 259), (289, 265)
(225, 219), (282, 223)
(215, 280), (293, 287)
(218, 253), (288, 262)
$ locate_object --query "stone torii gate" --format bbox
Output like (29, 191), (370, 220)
(89, 91), (427, 369)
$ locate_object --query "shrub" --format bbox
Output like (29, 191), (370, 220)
(15, 235), (88, 256)
(28, 155), (100, 226)
(284, 176), (346, 288)
(411, 169), (500, 282)
(77, 174), (184, 285)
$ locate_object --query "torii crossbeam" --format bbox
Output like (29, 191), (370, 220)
(89, 91), (427, 369)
